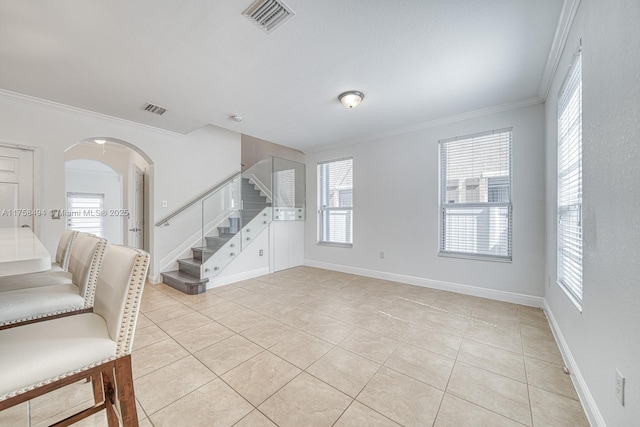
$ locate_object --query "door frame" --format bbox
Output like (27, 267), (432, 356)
(0, 141), (42, 236)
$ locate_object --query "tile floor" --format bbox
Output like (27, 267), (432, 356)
(0, 266), (589, 426)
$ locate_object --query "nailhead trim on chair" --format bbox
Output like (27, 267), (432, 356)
(116, 250), (149, 357)
(60, 230), (79, 271)
(83, 238), (108, 308)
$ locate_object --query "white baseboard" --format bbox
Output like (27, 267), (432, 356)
(148, 274), (162, 284)
(543, 300), (605, 427)
(206, 267), (270, 289)
(303, 260), (544, 307)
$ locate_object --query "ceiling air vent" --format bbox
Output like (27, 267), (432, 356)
(243, 0), (295, 34)
(142, 103), (167, 116)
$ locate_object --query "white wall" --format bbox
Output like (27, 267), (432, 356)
(544, 1), (640, 425)
(0, 91), (241, 279)
(305, 103), (546, 304)
(65, 159), (123, 244)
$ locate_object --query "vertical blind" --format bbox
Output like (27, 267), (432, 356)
(317, 158), (353, 245)
(439, 129), (512, 260)
(67, 192), (104, 237)
(557, 50), (583, 303)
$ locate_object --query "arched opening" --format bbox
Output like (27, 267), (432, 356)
(65, 138), (153, 251)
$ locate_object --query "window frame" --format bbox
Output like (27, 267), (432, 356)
(556, 45), (583, 309)
(66, 192), (105, 237)
(438, 128), (513, 261)
(317, 157), (353, 247)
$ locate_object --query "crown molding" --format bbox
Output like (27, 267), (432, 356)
(303, 96), (544, 154)
(538, 0), (582, 101)
(0, 88), (184, 138)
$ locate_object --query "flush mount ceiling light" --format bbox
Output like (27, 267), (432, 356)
(94, 139), (106, 145)
(338, 91), (364, 109)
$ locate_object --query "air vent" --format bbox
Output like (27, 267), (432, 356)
(142, 103), (167, 116)
(243, 0), (295, 34)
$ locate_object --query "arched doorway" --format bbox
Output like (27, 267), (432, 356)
(65, 138), (152, 250)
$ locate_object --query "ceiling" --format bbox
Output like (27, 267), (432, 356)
(0, 0), (564, 152)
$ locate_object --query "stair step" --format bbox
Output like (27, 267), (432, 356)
(191, 246), (216, 261)
(161, 270), (208, 295)
(177, 258), (202, 277)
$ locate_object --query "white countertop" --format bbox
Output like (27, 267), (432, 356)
(0, 227), (52, 277)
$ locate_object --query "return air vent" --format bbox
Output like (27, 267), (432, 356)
(142, 103), (167, 116)
(243, 0), (295, 34)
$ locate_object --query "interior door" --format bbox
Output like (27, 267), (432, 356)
(0, 146), (34, 228)
(129, 165), (145, 249)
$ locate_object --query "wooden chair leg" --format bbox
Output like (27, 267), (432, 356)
(91, 373), (104, 404)
(114, 355), (139, 427)
(101, 367), (119, 427)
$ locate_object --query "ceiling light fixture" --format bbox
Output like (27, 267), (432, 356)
(94, 139), (106, 145)
(338, 91), (364, 109)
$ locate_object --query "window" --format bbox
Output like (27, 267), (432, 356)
(318, 158), (353, 245)
(67, 192), (104, 237)
(557, 48), (583, 305)
(439, 129), (512, 260)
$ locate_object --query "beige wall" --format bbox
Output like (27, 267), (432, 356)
(241, 134), (304, 171)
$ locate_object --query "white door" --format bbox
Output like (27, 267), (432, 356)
(129, 165), (145, 249)
(0, 147), (34, 228)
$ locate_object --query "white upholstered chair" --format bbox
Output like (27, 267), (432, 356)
(0, 230), (78, 293)
(0, 232), (107, 327)
(0, 245), (149, 426)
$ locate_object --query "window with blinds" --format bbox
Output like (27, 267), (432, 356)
(439, 129), (512, 260)
(67, 192), (104, 237)
(318, 158), (353, 245)
(557, 48), (583, 305)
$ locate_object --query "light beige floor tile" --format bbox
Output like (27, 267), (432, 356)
(178, 293), (226, 311)
(216, 286), (256, 301)
(259, 372), (352, 427)
(404, 323), (462, 358)
(529, 386), (589, 426)
(139, 418), (153, 427)
(135, 355), (216, 415)
(135, 313), (154, 330)
(150, 378), (252, 427)
(200, 301), (250, 320)
(239, 318), (294, 348)
(522, 335), (564, 365)
(307, 347), (380, 397)
(435, 393), (525, 427)
(216, 308), (270, 332)
(0, 402), (26, 426)
(447, 363), (531, 426)
(234, 292), (274, 309)
(133, 323), (170, 351)
(144, 303), (196, 324)
(339, 329), (400, 363)
(520, 323), (555, 341)
(132, 338), (189, 379)
(457, 340), (526, 382)
(419, 309), (469, 337)
(269, 330), (333, 369)
(194, 334), (263, 375)
(470, 310), (522, 334)
(353, 311), (413, 339)
(173, 321), (235, 353)
(384, 343), (455, 390)
(156, 311), (213, 336)
(28, 380), (94, 426)
(69, 411), (107, 426)
(139, 294), (181, 315)
(234, 410), (277, 427)
(221, 351), (300, 406)
(465, 321), (523, 354)
(334, 401), (401, 426)
(300, 315), (356, 344)
(357, 367), (443, 427)
(525, 357), (579, 400)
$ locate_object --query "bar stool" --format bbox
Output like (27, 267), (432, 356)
(0, 245), (149, 426)
(0, 233), (107, 327)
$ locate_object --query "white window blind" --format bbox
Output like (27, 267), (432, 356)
(439, 129), (512, 260)
(318, 158), (353, 245)
(557, 49), (583, 304)
(67, 192), (104, 237)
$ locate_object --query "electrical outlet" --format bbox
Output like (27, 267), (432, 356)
(162, 200), (168, 208)
(379, 251), (385, 259)
(259, 249), (264, 256)
(615, 369), (625, 406)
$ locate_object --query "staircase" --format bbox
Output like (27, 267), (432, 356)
(161, 178), (271, 294)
